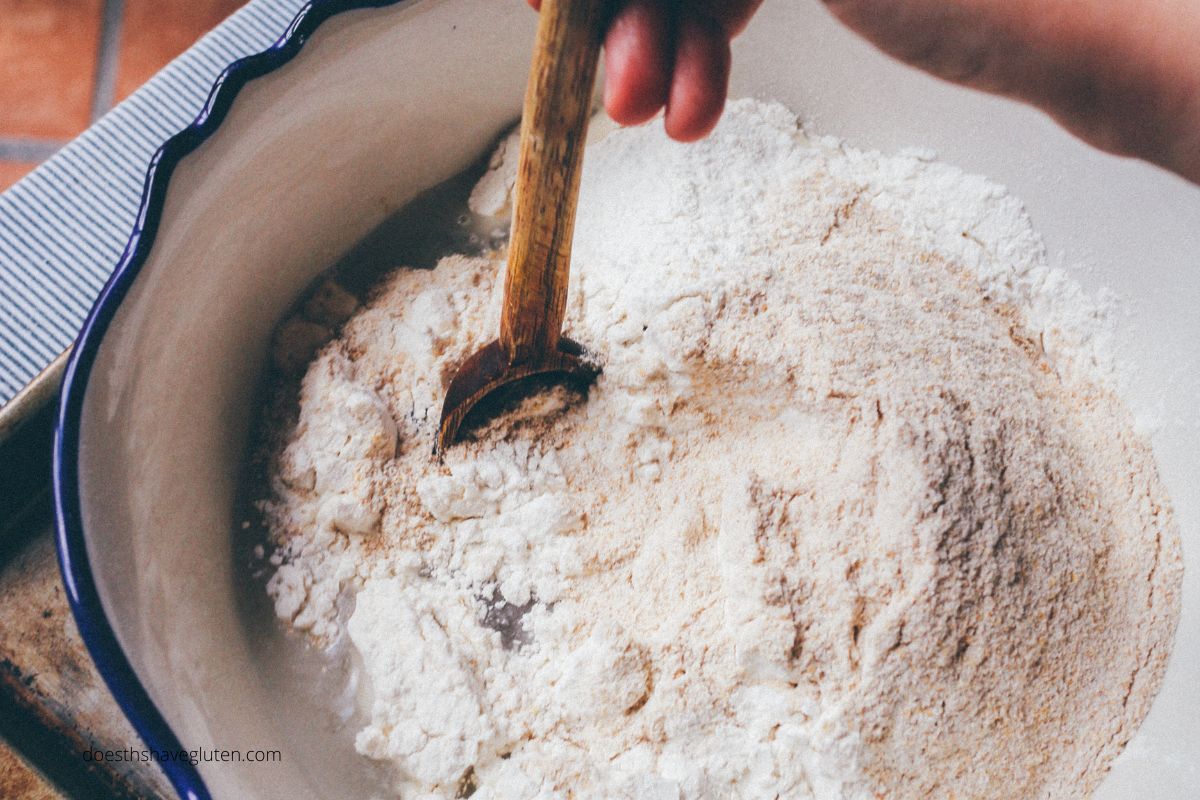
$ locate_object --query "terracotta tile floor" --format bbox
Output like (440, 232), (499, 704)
(0, 0), (244, 192)
(0, 161), (40, 191)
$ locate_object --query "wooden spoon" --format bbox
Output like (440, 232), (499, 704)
(436, 0), (605, 454)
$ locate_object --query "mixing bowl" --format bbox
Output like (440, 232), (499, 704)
(53, 0), (1200, 797)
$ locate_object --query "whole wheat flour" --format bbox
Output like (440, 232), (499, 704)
(256, 99), (1182, 799)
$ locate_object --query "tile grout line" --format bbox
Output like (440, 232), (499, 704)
(90, 0), (125, 123)
(0, 138), (63, 163)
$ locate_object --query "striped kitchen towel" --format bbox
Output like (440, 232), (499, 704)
(0, 0), (310, 408)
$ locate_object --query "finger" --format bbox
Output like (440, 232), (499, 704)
(527, 0), (540, 9)
(604, 0), (674, 125)
(664, 12), (731, 141)
(692, 0), (764, 39)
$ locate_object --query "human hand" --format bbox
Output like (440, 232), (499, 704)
(529, 0), (1200, 183)
(527, 0), (763, 142)
(823, 0), (1200, 182)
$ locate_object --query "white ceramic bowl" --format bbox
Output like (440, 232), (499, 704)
(53, 0), (1200, 797)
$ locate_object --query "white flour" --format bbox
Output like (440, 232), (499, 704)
(258, 99), (1181, 799)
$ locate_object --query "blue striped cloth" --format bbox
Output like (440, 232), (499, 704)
(0, 0), (310, 405)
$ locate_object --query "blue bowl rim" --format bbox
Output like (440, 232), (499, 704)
(51, 2), (409, 797)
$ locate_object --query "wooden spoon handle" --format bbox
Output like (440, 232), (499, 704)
(499, 0), (607, 365)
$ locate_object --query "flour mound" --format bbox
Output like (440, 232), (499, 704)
(258, 100), (1181, 799)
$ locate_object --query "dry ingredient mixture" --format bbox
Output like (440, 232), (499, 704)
(255, 100), (1182, 799)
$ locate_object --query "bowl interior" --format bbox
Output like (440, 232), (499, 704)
(74, 0), (1200, 796)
